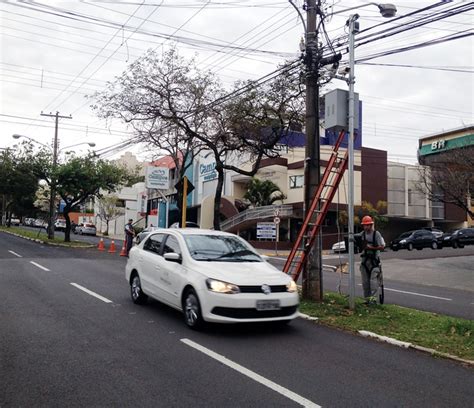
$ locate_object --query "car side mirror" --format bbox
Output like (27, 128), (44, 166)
(164, 252), (182, 264)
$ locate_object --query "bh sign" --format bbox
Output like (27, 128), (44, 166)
(146, 166), (170, 190)
(431, 140), (446, 151)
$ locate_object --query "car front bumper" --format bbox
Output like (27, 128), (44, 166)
(198, 289), (300, 323)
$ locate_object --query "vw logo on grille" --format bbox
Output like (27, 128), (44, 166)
(261, 284), (271, 295)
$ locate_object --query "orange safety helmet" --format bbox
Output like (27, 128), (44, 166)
(361, 215), (374, 225)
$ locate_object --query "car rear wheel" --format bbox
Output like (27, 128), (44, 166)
(130, 274), (148, 305)
(407, 243), (413, 251)
(431, 241), (438, 250)
(183, 289), (204, 330)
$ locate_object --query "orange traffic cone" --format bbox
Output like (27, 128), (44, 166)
(108, 240), (116, 253)
(119, 241), (128, 257)
(98, 238), (105, 251)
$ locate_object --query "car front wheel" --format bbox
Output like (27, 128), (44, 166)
(183, 289), (204, 330)
(130, 274), (148, 305)
(407, 243), (413, 251)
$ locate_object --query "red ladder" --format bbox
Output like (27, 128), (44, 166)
(283, 129), (348, 281)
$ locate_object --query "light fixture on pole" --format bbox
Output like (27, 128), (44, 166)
(346, 3), (397, 309)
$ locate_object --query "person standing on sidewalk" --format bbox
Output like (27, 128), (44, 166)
(358, 215), (385, 304)
(124, 219), (135, 256)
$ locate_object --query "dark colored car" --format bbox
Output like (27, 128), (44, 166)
(439, 228), (474, 248)
(390, 229), (439, 251)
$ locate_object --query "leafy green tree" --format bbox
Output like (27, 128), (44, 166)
(338, 200), (388, 231)
(244, 178), (286, 207)
(34, 154), (133, 242)
(0, 144), (40, 226)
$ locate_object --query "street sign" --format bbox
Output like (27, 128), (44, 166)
(257, 222), (276, 239)
(274, 217), (280, 224)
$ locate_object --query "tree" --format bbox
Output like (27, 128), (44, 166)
(97, 195), (124, 235)
(0, 144), (40, 226)
(91, 47), (304, 230)
(417, 146), (474, 219)
(244, 178), (286, 207)
(34, 154), (133, 242)
(338, 200), (388, 231)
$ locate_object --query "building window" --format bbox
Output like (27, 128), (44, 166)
(289, 175), (304, 189)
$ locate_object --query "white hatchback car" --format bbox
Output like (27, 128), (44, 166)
(125, 229), (299, 329)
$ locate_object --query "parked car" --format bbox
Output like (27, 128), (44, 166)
(422, 227), (444, 239)
(54, 219), (66, 232)
(135, 226), (159, 244)
(126, 229), (299, 329)
(23, 217), (35, 226)
(390, 229), (438, 251)
(10, 218), (21, 226)
(439, 228), (474, 249)
(332, 240), (346, 253)
(169, 221), (200, 229)
(75, 223), (96, 236)
(34, 219), (47, 228)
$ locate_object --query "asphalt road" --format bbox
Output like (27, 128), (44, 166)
(1, 231), (473, 407)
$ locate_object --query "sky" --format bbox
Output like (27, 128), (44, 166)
(0, 0), (473, 164)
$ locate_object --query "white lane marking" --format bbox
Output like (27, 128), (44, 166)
(70, 283), (113, 303)
(181, 338), (321, 408)
(30, 261), (50, 271)
(357, 284), (452, 301)
(8, 250), (22, 258)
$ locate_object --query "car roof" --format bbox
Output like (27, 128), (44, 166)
(149, 228), (234, 237)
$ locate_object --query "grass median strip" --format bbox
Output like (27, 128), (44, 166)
(300, 292), (473, 361)
(0, 226), (93, 248)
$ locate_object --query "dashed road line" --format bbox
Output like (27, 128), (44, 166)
(70, 283), (113, 303)
(8, 250), (22, 258)
(181, 338), (321, 408)
(30, 261), (50, 271)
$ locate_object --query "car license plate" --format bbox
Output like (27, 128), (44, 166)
(256, 300), (281, 311)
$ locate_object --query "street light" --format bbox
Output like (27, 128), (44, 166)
(12, 133), (95, 239)
(344, 3), (397, 309)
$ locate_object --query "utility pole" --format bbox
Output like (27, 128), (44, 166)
(40, 111), (72, 240)
(302, 0), (323, 301)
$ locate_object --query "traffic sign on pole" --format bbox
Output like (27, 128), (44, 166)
(274, 217), (280, 224)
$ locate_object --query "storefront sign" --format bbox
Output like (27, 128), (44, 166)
(146, 166), (170, 189)
(199, 161), (217, 181)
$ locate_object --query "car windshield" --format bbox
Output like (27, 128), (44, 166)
(398, 232), (412, 239)
(184, 235), (262, 262)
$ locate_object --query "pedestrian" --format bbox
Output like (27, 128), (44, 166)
(124, 219), (135, 256)
(358, 215), (385, 304)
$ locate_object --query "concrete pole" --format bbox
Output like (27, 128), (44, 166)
(347, 15), (358, 310)
(302, 0), (323, 301)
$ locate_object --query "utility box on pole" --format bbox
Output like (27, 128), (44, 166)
(324, 89), (359, 131)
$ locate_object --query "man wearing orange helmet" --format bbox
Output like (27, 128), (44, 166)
(358, 215), (385, 304)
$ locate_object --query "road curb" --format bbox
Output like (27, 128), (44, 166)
(299, 312), (319, 321)
(358, 330), (474, 367)
(0, 230), (95, 248)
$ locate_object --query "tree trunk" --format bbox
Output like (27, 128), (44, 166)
(105, 220), (109, 235)
(64, 207), (72, 242)
(213, 164), (225, 231)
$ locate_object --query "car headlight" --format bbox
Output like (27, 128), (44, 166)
(286, 280), (298, 293)
(206, 279), (240, 294)
(400, 239), (406, 244)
